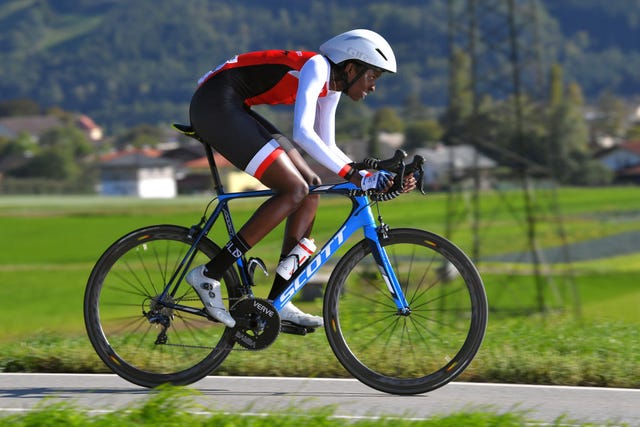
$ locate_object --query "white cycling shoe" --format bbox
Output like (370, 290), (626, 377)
(186, 265), (236, 328)
(280, 302), (323, 328)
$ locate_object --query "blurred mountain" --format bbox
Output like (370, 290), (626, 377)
(0, 0), (638, 130)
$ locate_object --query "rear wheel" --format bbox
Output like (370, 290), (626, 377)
(324, 228), (487, 395)
(84, 225), (241, 387)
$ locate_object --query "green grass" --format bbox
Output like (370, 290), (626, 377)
(0, 187), (639, 387)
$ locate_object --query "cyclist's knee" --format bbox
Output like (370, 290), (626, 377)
(267, 173), (308, 205)
(259, 156), (313, 206)
(307, 174), (322, 186)
(285, 180), (309, 206)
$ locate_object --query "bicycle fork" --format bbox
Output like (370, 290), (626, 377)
(350, 197), (412, 315)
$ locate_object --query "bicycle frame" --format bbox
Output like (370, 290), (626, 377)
(159, 182), (411, 317)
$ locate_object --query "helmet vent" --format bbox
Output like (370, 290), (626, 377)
(376, 48), (388, 61)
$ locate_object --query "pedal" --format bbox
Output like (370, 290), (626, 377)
(280, 320), (316, 336)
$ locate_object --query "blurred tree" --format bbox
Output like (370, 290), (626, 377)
(369, 107), (404, 157)
(0, 131), (37, 157)
(625, 122), (640, 140)
(39, 125), (93, 158)
(10, 147), (78, 180)
(402, 94), (429, 122)
(548, 64), (563, 109)
(545, 65), (590, 182)
(590, 91), (627, 143)
(335, 101), (373, 141)
(0, 98), (41, 117)
(404, 119), (443, 150)
(8, 125), (93, 180)
(441, 48), (473, 144)
(565, 150), (613, 186)
(114, 124), (165, 149)
(370, 107), (404, 133)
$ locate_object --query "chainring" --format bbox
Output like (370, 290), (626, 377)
(229, 298), (280, 350)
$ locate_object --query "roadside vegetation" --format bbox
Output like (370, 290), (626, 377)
(0, 385), (621, 427)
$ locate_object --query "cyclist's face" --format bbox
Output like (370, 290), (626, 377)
(345, 66), (382, 101)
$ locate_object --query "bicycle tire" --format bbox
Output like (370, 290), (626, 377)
(84, 225), (241, 388)
(324, 228), (487, 395)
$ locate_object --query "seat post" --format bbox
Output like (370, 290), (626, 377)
(202, 143), (225, 195)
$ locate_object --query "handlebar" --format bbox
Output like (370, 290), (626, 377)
(351, 149), (426, 201)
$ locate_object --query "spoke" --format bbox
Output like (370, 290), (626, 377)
(342, 310), (399, 335)
(410, 311), (469, 334)
(357, 266), (397, 305)
(381, 314), (401, 348)
(408, 257), (438, 303)
(121, 259), (156, 298)
(336, 307), (398, 315)
(106, 314), (149, 341)
(406, 314), (433, 346)
(342, 289), (396, 311)
(352, 315), (402, 352)
(101, 301), (144, 308)
(110, 268), (153, 298)
(410, 285), (467, 311)
(151, 242), (169, 294)
(133, 247), (164, 297)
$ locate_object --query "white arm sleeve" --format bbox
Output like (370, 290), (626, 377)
(293, 55), (353, 175)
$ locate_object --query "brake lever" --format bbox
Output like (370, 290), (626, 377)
(354, 150), (417, 201)
(359, 149), (407, 171)
(405, 155), (426, 195)
(415, 168), (426, 194)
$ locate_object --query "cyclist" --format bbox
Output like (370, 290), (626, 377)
(186, 29), (416, 328)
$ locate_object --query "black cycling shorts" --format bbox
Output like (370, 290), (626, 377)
(189, 70), (295, 178)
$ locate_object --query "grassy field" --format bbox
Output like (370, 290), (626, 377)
(0, 187), (639, 387)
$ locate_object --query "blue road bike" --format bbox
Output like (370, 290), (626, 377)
(83, 124), (487, 395)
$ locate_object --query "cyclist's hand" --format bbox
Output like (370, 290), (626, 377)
(361, 170), (393, 192)
(401, 174), (417, 193)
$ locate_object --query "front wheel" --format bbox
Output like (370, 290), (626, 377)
(324, 228), (487, 395)
(83, 225), (242, 387)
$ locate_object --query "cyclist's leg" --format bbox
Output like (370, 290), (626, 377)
(189, 79), (321, 325)
(245, 112), (321, 252)
(267, 148), (320, 301)
(279, 147), (321, 251)
(236, 153), (310, 246)
(234, 111), (316, 249)
(189, 81), (312, 278)
(245, 113), (323, 326)
(257, 157), (324, 327)
(186, 78), (310, 325)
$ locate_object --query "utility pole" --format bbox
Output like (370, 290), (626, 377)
(445, 0), (579, 316)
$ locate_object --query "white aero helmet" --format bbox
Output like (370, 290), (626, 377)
(319, 29), (397, 73)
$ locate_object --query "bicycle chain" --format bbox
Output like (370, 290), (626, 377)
(157, 341), (293, 353)
(156, 297), (279, 352)
(156, 338), (274, 352)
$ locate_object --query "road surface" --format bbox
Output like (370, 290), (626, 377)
(0, 374), (638, 425)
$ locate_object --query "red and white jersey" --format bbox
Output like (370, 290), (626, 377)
(198, 50), (328, 106)
(197, 50), (353, 177)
